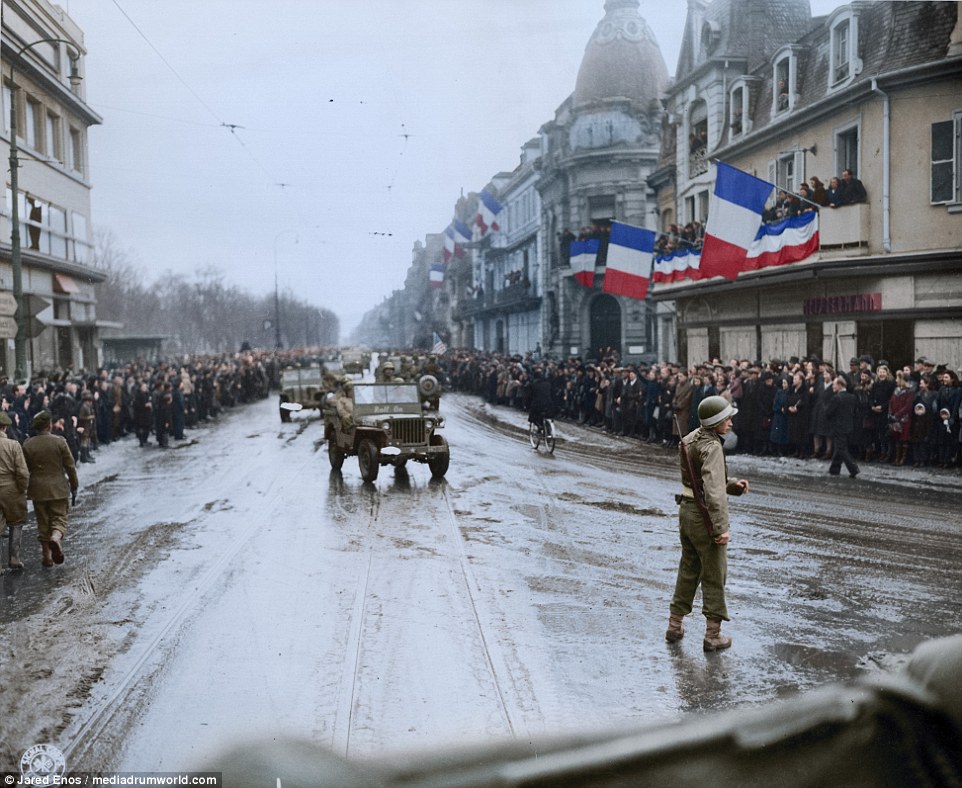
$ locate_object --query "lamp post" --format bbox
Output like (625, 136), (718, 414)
(7, 38), (81, 380)
(272, 230), (300, 349)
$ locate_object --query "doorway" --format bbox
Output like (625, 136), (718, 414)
(590, 294), (621, 358)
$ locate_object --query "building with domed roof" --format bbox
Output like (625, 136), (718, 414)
(537, 0), (669, 362)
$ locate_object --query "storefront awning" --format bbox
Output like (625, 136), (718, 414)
(53, 273), (80, 294)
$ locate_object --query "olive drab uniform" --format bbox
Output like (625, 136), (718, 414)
(670, 426), (745, 622)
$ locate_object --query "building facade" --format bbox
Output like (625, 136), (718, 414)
(651, 0), (962, 371)
(537, 0), (668, 362)
(1, 0), (106, 379)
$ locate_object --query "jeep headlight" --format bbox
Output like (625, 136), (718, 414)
(380, 420), (391, 434)
(424, 419), (434, 431)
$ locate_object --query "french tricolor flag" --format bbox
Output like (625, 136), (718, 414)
(429, 262), (445, 289)
(745, 212), (819, 270)
(701, 162), (772, 280)
(453, 218), (473, 243)
(570, 238), (600, 287)
(476, 190), (503, 235)
(442, 226), (456, 263)
(602, 222), (655, 300)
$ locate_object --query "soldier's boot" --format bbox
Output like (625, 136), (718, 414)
(703, 618), (732, 652)
(41, 540), (54, 568)
(80, 446), (96, 463)
(7, 525), (24, 570)
(49, 529), (65, 565)
(665, 613), (685, 642)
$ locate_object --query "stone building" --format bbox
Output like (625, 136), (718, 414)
(449, 139), (543, 356)
(537, 0), (668, 361)
(650, 0), (962, 371)
(1, 0), (106, 378)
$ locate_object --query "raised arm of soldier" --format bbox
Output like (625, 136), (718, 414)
(667, 395), (748, 651)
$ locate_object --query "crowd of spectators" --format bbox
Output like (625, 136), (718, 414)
(654, 168), (868, 256)
(441, 349), (962, 472)
(0, 351), (294, 462)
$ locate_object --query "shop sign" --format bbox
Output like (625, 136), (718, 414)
(803, 292), (882, 316)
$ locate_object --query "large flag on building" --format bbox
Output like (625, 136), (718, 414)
(701, 162), (772, 280)
(453, 218), (473, 243)
(475, 190), (503, 235)
(602, 222), (655, 299)
(442, 226), (457, 263)
(570, 238), (600, 287)
(745, 211), (819, 271)
(429, 262), (445, 289)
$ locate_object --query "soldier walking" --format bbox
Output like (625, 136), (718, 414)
(666, 395), (750, 651)
(0, 412), (30, 570)
(23, 411), (78, 567)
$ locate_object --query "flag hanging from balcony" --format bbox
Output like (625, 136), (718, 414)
(652, 247), (703, 283)
(602, 222), (655, 299)
(475, 190), (503, 235)
(570, 238), (600, 287)
(429, 263), (445, 289)
(442, 226), (465, 263)
(745, 212), (819, 271)
(431, 331), (448, 355)
(453, 218), (473, 243)
(700, 162), (772, 280)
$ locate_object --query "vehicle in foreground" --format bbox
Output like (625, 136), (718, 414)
(323, 382), (450, 482)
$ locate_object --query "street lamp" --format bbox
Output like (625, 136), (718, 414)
(272, 229), (300, 349)
(7, 37), (82, 380)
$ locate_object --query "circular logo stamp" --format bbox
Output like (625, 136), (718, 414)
(20, 743), (66, 779)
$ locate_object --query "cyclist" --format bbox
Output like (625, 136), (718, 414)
(528, 368), (555, 431)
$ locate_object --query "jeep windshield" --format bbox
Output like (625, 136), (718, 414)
(353, 384), (419, 406)
(281, 367), (322, 385)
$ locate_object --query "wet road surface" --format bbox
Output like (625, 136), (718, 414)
(2, 393), (960, 772)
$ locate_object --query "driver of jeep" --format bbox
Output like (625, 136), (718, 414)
(380, 361), (404, 383)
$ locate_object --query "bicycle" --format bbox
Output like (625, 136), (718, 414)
(528, 416), (556, 453)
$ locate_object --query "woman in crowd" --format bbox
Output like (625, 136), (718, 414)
(770, 377), (791, 455)
(786, 371), (810, 458)
(887, 371), (914, 465)
(869, 365), (897, 461)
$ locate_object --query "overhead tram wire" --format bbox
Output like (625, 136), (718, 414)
(109, 0), (276, 183)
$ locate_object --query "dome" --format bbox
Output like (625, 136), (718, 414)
(574, 0), (669, 107)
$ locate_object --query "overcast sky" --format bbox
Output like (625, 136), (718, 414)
(60, 0), (842, 340)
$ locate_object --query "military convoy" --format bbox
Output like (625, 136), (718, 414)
(322, 381), (449, 482)
(278, 364), (334, 422)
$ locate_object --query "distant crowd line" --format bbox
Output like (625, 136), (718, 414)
(438, 348), (962, 471)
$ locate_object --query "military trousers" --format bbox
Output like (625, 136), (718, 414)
(670, 498), (728, 621)
(33, 499), (69, 541)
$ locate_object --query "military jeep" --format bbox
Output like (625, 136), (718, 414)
(323, 382), (450, 482)
(279, 364), (338, 422)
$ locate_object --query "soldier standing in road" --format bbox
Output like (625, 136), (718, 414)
(23, 410), (78, 567)
(0, 411), (30, 571)
(666, 395), (749, 651)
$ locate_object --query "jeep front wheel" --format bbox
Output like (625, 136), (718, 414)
(358, 438), (380, 482)
(428, 434), (450, 478)
(328, 438), (345, 471)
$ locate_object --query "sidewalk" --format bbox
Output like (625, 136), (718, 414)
(469, 398), (962, 497)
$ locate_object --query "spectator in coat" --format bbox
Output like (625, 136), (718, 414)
(887, 372), (914, 465)
(825, 376), (860, 478)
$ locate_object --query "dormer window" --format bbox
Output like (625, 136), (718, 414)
(775, 60), (790, 113)
(828, 7), (862, 89)
(729, 80), (753, 141)
(688, 100), (708, 178)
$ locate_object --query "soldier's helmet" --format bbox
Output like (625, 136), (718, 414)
(382, 361), (395, 371)
(698, 395), (736, 428)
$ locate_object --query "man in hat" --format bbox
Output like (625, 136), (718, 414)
(0, 411), (30, 570)
(23, 410), (78, 567)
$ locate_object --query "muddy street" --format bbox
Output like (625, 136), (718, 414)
(2, 393), (960, 773)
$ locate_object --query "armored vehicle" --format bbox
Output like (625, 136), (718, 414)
(278, 364), (338, 422)
(341, 349), (372, 376)
(323, 382), (449, 482)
